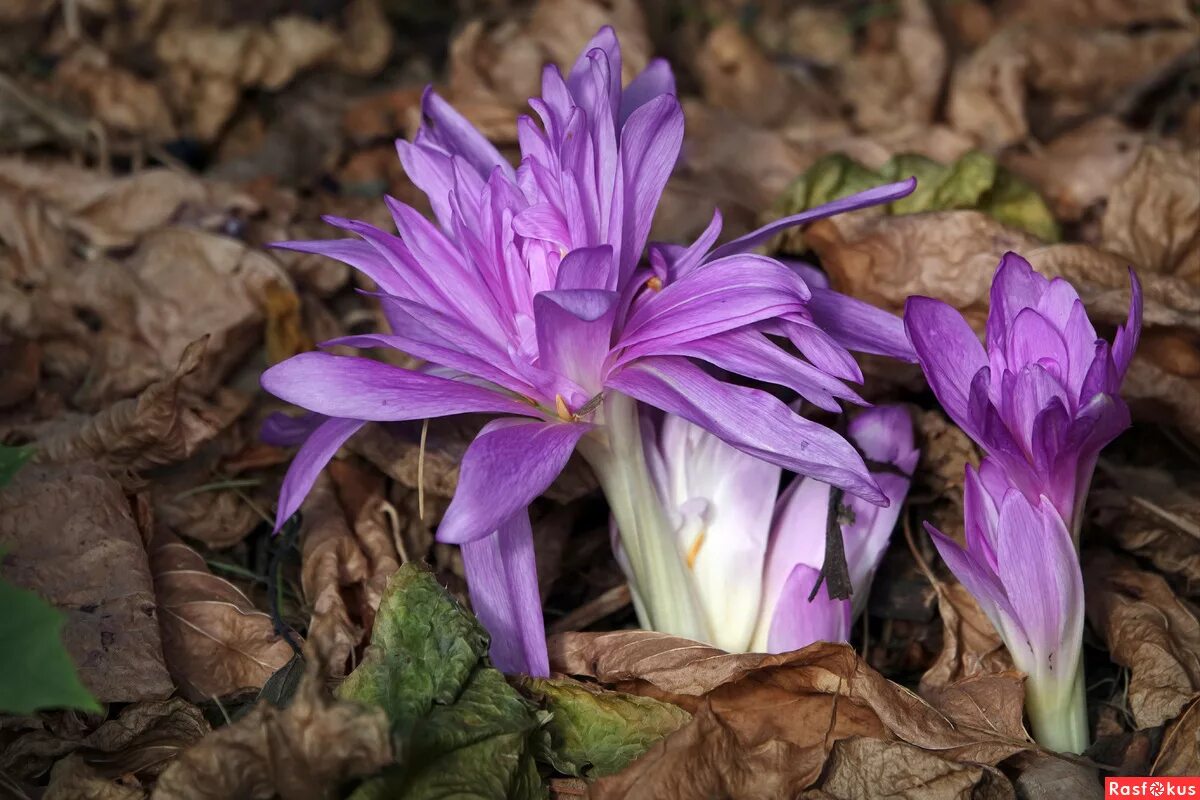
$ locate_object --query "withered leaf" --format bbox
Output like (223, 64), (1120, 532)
(1101, 144), (1200, 278)
(808, 738), (1015, 800)
(152, 651), (392, 800)
(149, 530), (295, 702)
(1153, 698), (1200, 776)
(0, 461), (173, 703)
(1084, 552), (1200, 729)
(44, 755), (147, 800)
(31, 338), (249, 475)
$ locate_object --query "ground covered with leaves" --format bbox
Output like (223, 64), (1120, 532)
(0, 1), (1197, 798)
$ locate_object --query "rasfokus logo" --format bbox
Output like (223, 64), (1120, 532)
(1107, 778), (1200, 797)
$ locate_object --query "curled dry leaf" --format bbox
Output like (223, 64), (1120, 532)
(573, 633), (1029, 799)
(152, 651), (392, 800)
(1091, 465), (1200, 597)
(30, 338), (249, 475)
(837, 0), (948, 134)
(805, 738), (1015, 800)
(52, 44), (177, 141)
(948, 26), (1198, 149)
(0, 461), (174, 703)
(1002, 117), (1145, 223)
(149, 530), (295, 702)
(2, 698), (209, 784)
(44, 754), (147, 800)
(1100, 144), (1200, 278)
(1153, 698), (1200, 776)
(1084, 552), (1200, 729)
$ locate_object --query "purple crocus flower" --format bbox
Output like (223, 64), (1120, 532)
(634, 405), (916, 653)
(261, 28), (916, 675)
(904, 253), (1141, 540)
(926, 459), (1086, 753)
(750, 405), (918, 652)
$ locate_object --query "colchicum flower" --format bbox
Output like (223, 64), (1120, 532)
(261, 28), (916, 675)
(906, 253), (1141, 753)
(926, 460), (1086, 754)
(636, 405), (917, 654)
(904, 252), (1142, 541)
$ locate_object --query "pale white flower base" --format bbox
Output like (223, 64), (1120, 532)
(1025, 657), (1089, 754)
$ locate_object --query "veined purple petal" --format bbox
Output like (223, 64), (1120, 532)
(618, 95), (684, 283)
(848, 405), (919, 475)
(416, 87), (514, 181)
(556, 244), (616, 291)
(658, 209), (722, 281)
(461, 511), (550, 676)
(274, 417), (365, 530)
(261, 410), (327, 447)
(705, 178), (917, 262)
(806, 288), (917, 362)
(261, 352), (540, 421)
(567, 26), (622, 124)
(781, 320), (863, 384)
(395, 140), (456, 231)
(619, 254), (810, 351)
(271, 237), (414, 300)
(533, 289), (619, 397)
(1001, 363), (1072, 454)
(904, 296), (988, 432)
(766, 564), (852, 653)
(619, 57), (675, 126)
(650, 328), (865, 412)
(1007, 308), (1069, 384)
(926, 521), (1014, 631)
(1112, 268), (1142, 379)
(437, 418), (591, 544)
(607, 356), (886, 505)
(758, 476), (829, 630)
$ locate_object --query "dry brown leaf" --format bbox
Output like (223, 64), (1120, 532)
(527, 0), (650, 88)
(0, 698), (208, 783)
(1002, 117), (1145, 222)
(997, 0), (1196, 27)
(151, 651), (392, 800)
(149, 530), (295, 702)
(838, 0), (948, 134)
(30, 338), (249, 474)
(0, 335), (40, 408)
(949, 26), (1198, 149)
(53, 45), (177, 141)
(1084, 552), (1200, 728)
(1101, 144), (1200, 278)
(550, 633), (1031, 765)
(1008, 755), (1103, 800)
(0, 461), (174, 703)
(1091, 465), (1200, 597)
(1153, 698), (1200, 776)
(807, 738), (1015, 800)
(44, 755), (147, 800)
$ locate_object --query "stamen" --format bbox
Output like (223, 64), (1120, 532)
(646, 276), (663, 291)
(686, 529), (706, 569)
(554, 394), (572, 422)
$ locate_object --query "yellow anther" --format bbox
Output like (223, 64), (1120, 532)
(646, 276), (663, 291)
(554, 394), (572, 422)
(686, 529), (707, 570)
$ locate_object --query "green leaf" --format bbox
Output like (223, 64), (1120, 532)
(521, 677), (691, 778)
(0, 444), (33, 488)
(777, 150), (1061, 246)
(0, 578), (101, 715)
(338, 564), (545, 800)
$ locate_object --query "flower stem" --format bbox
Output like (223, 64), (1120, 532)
(1026, 656), (1089, 754)
(578, 392), (709, 642)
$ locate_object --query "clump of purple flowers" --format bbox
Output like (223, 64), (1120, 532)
(261, 28), (916, 675)
(907, 253), (1141, 753)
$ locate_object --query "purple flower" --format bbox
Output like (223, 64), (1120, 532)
(926, 459), (1086, 753)
(635, 405), (917, 653)
(261, 27), (916, 675)
(904, 253), (1141, 539)
(751, 405), (918, 652)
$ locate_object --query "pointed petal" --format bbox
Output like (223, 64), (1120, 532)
(848, 405), (919, 475)
(986, 252), (1048, 351)
(461, 512), (550, 676)
(759, 476), (830, 632)
(659, 209), (722, 280)
(1112, 268), (1142, 379)
(904, 296), (988, 431)
(607, 356), (886, 504)
(618, 95), (684, 282)
(619, 58), (675, 126)
(437, 419), (591, 544)
(262, 353), (539, 421)
(706, 178), (916, 262)
(274, 417), (365, 530)
(416, 87), (513, 180)
(395, 140), (456, 230)
(806, 287), (917, 362)
(567, 26), (621, 121)
(271, 237), (413, 299)
(555, 244), (616, 291)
